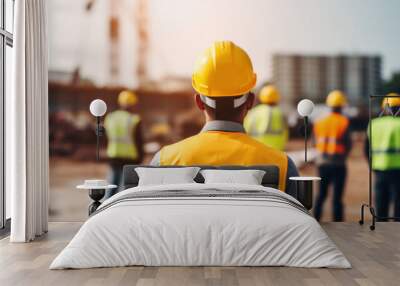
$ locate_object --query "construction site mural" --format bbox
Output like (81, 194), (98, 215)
(47, 0), (400, 222)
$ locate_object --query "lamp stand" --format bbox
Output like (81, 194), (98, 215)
(359, 94), (400, 230)
(304, 116), (308, 162)
(95, 116), (105, 162)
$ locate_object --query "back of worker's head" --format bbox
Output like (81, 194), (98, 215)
(382, 93), (400, 115)
(258, 85), (280, 106)
(118, 90), (138, 111)
(192, 41), (257, 122)
(326, 90), (347, 113)
(195, 93), (255, 121)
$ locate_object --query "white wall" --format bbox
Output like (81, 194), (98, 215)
(48, 0), (400, 88)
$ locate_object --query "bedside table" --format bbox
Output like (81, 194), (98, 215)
(77, 181), (117, 215)
(289, 176), (321, 210)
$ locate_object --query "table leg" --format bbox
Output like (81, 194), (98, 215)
(295, 180), (313, 210)
(88, 189), (105, 215)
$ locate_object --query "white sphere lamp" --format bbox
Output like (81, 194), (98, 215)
(90, 99), (107, 117)
(297, 99), (314, 117)
(297, 99), (314, 162)
(89, 99), (107, 161)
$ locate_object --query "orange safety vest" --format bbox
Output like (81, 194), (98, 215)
(314, 113), (349, 155)
(159, 131), (288, 191)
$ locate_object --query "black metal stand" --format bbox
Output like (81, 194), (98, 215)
(88, 189), (105, 215)
(294, 180), (313, 210)
(304, 116), (308, 162)
(95, 116), (105, 161)
(359, 204), (376, 230)
(359, 94), (400, 230)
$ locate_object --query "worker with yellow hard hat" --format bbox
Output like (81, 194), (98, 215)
(150, 41), (299, 194)
(381, 93), (400, 112)
(243, 84), (288, 150)
(366, 93), (400, 220)
(313, 90), (352, 221)
(104, 90), (144, 198)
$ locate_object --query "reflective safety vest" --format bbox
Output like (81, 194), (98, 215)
(159, 131), (288, 191)
(368, 116), (400, 171)
(104, 110), (140, 160)
(314, 113), (349, 155)
(243, 105), (288, 150)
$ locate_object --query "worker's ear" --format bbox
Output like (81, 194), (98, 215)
(195, 94), (205, 110)
(246, 93), (255, 110)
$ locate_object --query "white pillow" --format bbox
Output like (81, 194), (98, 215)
(135, 167), (201, 186)
(200, 169), (266, 185)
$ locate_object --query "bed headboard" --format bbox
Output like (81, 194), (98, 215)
(122, 165), (280, 190)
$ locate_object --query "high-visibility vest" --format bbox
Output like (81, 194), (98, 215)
(368, 116), (400, 171)
(314, 113), (349, 155)
(243, 105), (288, 150)
(104, 110), (140, 160)
(159, 131), (288, 191)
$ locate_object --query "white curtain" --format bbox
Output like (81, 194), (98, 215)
(8, 0), (49, 242)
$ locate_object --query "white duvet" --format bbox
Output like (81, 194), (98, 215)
(50, 183), (351, 269)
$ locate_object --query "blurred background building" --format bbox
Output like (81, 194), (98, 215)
(273, 54), (382, 110)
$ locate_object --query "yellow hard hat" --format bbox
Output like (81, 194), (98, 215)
(326, 90), (347, 107)
(259, 85), (280, 104)
(192, 41), (257, 97)
(118, 90), (138, 107)
(382, 93), (400, 108)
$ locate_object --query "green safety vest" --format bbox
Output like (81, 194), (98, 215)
(244, 104), (288, 151)
(368, 116), (400, 171)
(104, 110), (140, 160)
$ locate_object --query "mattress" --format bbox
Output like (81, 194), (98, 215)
(50, 183), (350, 269)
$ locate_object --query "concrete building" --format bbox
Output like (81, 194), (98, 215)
(272, 54), (382, 109)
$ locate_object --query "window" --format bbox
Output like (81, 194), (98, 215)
(0, 0), (14, 231)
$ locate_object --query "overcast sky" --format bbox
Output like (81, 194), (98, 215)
(48, 0), (400, 87)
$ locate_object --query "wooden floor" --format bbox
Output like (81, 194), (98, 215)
(0, 222), (399, 286)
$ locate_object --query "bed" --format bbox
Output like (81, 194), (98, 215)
(50, 165), (350, 269)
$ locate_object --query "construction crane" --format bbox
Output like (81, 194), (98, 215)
(134, 0), (149, 86)
(85, 0), (149, 87)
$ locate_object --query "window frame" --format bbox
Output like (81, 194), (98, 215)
(0, 0), (14, 232)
